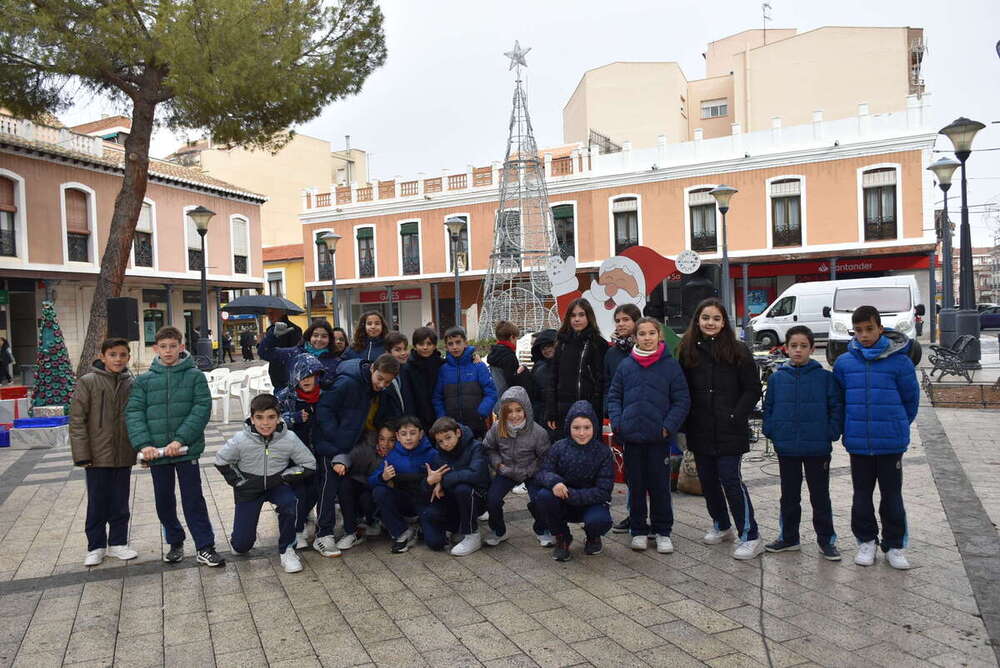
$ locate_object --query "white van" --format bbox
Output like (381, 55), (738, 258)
(822, 275), (924, 365)
(750, 282), (838, 349)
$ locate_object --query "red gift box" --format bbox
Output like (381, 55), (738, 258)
(0, 386), (28, 400)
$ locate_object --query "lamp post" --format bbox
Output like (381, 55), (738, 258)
(445, 217), (465, 329)
(188, 205), (215, 368)
(927, 156), (960, 346)
(940, 117), (986, 365)
(316, 231), (342, 327)
(709, 185), (738, 316)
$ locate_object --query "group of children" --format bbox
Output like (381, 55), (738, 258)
(69, 297), (920, 573)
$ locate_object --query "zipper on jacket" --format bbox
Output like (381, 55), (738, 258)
(577, 340), (589, 400)
(99, 392), (105, 430)
(866, 360), (872, 455)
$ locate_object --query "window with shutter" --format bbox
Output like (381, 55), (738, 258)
(612, 198), (639, 254)
(133, 202), (154, 267)
(0, 178), (17, 257)
(357, 227), (375, 277)
(770, 179), (802, 247)
(400, 222), (420, 275)
(862, 169), (897, 240)
(232, 217), (249, 274)
(186, 211), (204, 270)
(65, 188), (91, 261)
(688, 189), (716, 252)
(552, 204), (575, 259)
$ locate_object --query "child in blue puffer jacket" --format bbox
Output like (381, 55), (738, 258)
(762, 326), (843, 561)
(833, 306), (920, 570)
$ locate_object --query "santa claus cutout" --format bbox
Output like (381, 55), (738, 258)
(546, 246), (678, 338)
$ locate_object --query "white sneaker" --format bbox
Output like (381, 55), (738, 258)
(450, 532), (483, 556)
(630, 535), (647, 551)
(84, 548), (105, 567)
(312, 535), (342, 558)
(280, 546), (303, 573)
(295, 532), (309, 549)
(483, 531), (507, 547)
(703, 527), (737, 545)
(511, 483), (528, 495)
(336, 531), (365, 550)
(886, 548), (911, 570)
(106, 544), (138, 561)
(477, 511), (489, 521)
(536, 532), (555, 547)
(733, 539), (763, 560)
(656, 535), (674, 554)
(854, 540), (877, 567)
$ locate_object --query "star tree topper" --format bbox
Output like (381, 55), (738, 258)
(504, 41), (531, 70)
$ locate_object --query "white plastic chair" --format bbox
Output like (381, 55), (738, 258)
(207, 374), (231, 423)
(227, 370), (250, 420)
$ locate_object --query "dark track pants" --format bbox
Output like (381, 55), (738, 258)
(777, 455), (835, 546)
(534, 488), (612, 539)
(340, 477), (376, 533)
(486, 476), (545, 537)
(150, 460), (215, 550)
(849, 453), (907, 550)
(372, 485), (424, 539)
(624, 441), (673, 537)
(694, 454), (758, 541)
(230, 485), (298, 554)
(84, 466), (132, 551)
(315, 456), (345, 538)
(421, 483), (485, 550)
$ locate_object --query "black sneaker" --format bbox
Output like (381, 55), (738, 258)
(164, 543), (184, 564)
(552, 535), (572, 562)
(611, 517), (630, 534)
(584, 537), (603, 556)
(764, 539), (801, 553)
(819, 543), (842, 561)
(196, 547), (226, 567)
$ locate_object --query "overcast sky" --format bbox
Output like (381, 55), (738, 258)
(62, 0), (1000, 243)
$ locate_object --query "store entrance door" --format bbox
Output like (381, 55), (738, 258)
(9, 291), (37, 373)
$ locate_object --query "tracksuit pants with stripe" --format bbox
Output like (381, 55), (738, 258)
(315, 455), (344, 539)
(149, 460), (216, 550)
(420, 483), (484, 550)
(694, 454), (759, 541)
(230, 485), (298, 554)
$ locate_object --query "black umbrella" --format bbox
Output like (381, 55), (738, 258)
(222, 294), (305, 315)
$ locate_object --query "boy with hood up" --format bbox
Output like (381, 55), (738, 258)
(528, 329), (558, 441)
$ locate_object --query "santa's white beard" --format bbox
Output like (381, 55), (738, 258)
(581, 281), (646, 337)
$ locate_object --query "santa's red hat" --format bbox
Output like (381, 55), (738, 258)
(617, 246), (677, 294)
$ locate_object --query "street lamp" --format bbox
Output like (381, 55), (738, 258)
(188, 205), (215, 368)
(927, 156), (960, 346)
(709, 185), (738, 317)
(940, 117), (986, 365)
(445, 217), (465, 329)
(315, 231), (342, 327)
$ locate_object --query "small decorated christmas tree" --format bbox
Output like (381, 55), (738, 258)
(32, 300), (75, 409)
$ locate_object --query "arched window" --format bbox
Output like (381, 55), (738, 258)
(0, 177), (18, 257)
(64, 187), (93, 262)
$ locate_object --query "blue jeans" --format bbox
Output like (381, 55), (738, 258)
(777, 455), (835, 546)
(231, 485), (298, 554)
(850, 453), (906, 550)
(421, 483), (485, 550)
(694, 454), (758, 541)
(150, 460), (215, 550)
(372, 485), (424, 539)
(534, 488), (612, 540)
(486, 476), (545, 536)
(84, 467), (132, 551)
(624, 441), (673, 537)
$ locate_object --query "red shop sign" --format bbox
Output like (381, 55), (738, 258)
(729, 254), (930, 279)
(359, 288), (422, 303)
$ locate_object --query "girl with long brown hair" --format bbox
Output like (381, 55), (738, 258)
(345, 310), (388, 362)
(544, 298), (607, 436)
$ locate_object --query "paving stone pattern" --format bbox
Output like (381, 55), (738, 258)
(0, 393), (996, 667)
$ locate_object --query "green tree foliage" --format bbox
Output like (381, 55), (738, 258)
(0, 0), (386, 373)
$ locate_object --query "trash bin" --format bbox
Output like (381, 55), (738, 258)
(19, 364), (37, 387)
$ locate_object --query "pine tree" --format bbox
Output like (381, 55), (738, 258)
(32, 301), (75, 409)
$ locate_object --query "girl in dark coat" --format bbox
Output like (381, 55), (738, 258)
(545, 298), (607, 436)
(344, 311), (387, 362)
(259, 320), (342, 389)
(677, 298), (763, 561)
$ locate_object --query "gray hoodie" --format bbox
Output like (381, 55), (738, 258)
(482, 386), (551, 483)
(215, 421), (316, 502)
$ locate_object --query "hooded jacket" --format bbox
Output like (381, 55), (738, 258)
(546, 328), (607, 425)
(275, 354), (326, 448)
(833, 330), (919, 455)
(125, 351), (211, 464)
(315, 358), (398, 463)
(343, 336), (386, 363)
(214, 421), (316, 503)
(607, 344), (691, 446)
(482, 386), (551, 482)
(427, 425), (490, 494)
(486, 342), (532, 394)
(369, 435), (438, 493)
(70, 360), (135, 468)
(535, 401), (614, 507)
(400, 348), (444, 430)
(680, 338), (762, 457)
(763, 359), (843, 457)
(259, 332), (341, 389)
(529, 329), (557, 428)
(432, 346), (498, 436)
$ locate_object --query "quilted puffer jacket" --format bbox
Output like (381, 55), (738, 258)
(607, 343), (691, 447)
(125, 352), (211, 464)
(534, 401), (614, 507)
(482, 386), (551, 482)
(762, 359), (843, 457)
(833, 330), (919, 455)
(214, 421), (316, 503)
(69, 360), (135, 468)
(432, 346), (498, 436)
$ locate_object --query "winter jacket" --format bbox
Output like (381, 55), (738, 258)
(602, 338), (632, 413)
(762, 359), (843, 457)
(275, 354), (326, 449)
(680, 338), (762, 457)
(482, 386), (551, 483)
(545, 328), (607, 426)
(315, 358), (399, 462)
(427, 425), (490, 494)
(262, 320), (303, 388)
(535, 401), (614, 506)
(607, 344), (691, 447)
(347, 440), (385, 486)
(369, 435), (437, 493)
(400, 349), (445, 431)
(343, 336), (386, 363)
(69, 361), (135, 468)
(486, 343), (531, 394)
(432, 346), (498, 436)
(833, 331), (920, 455)
(259, 332), (341, 389)
(125, 352), (211, 464)
(529, 330), (557, 429)
(383, 377), (407, 420)
(214, 421), (316, 503)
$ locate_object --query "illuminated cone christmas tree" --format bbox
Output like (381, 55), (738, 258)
(32, 301), (75, 408)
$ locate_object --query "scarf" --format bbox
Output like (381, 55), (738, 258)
(498, 339), (516, 353)
(505, 419), (526, 437)
(304, 343), (327, 357)
(295, 385), (321, 404)
(631, 342), (665, 368)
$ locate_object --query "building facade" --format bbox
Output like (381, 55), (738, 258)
(0, 115), (265, 370)
(262, 244), (309, 331)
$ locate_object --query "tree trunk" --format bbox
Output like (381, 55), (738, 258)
(74, 88), (160, 376)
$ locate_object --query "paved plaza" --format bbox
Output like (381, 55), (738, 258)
(0, 391), (997, 667)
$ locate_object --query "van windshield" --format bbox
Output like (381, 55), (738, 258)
(833, 287), (911, 313)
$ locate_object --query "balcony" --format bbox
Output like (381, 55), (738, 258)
(691, 234), (717, 253)
(402, 255), (420, 275)
(188, 248), (204, 271)
(0, 228), (15, 257)
(864, 217), (897, 241)
(318, 260), (333, 281)
(67, 233), (90, 262)
(234, 255), (248, 274)
(134, 232), (153, 267)
(772, 226), (802, 247)
(358, 256), (375, 278)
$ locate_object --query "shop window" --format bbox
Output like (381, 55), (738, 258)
(356, 226), (375, 278)
(688, 189), (717, 252)
(143, 309), (164, 346)
(0, 177), (18, 257)
(65, 187), (92, 262)
(863, 168), (897, 240)
(770, 179), (802, 247)
(612, 197), (638, 254)
(552, 204), (575, 259)
(400, 222), (420, 275)
(133, 202), (154, 267)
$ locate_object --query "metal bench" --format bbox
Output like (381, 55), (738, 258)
(927, 335), (978, 383)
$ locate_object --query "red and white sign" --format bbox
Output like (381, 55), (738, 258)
(359, 287), (422, 304)
(729, 254), (930, 279)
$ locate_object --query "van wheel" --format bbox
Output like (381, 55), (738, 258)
(756, 331), (779, 348)
(909, 339), (922, 365)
